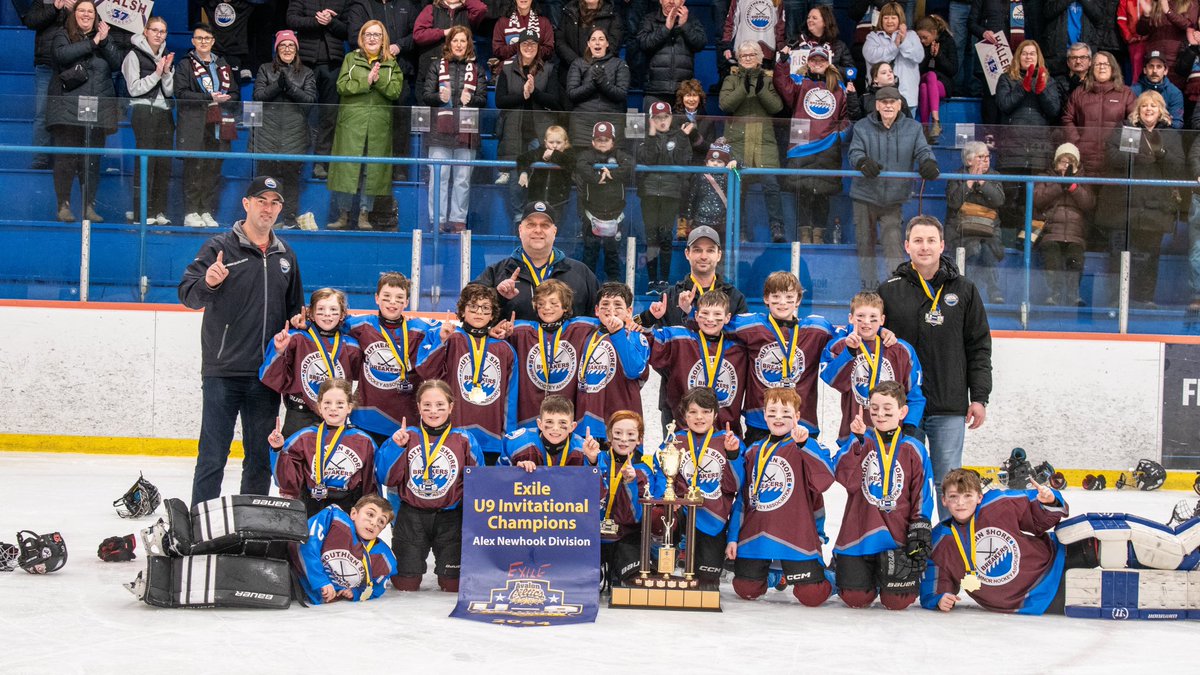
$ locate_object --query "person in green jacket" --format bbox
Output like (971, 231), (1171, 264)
(327, 20), (404, 231)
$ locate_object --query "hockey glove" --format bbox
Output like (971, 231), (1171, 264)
(98, 534), (137, 562)
(918, 159), (940, 180)
(857, 157), (882, 178)
(878, 548), (924, 581)
(906, 517), (932, 560)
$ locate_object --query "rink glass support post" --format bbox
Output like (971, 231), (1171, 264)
(725, 167), (740, 283)
(137, 155), (149, 301)
(1023, 179), (1034, 312)
(410, 228), (422, 312)
(79, 216), (91, 302)
(790, 241), (801, 279)
(625, 236), (636, 290)
(460, 229), (472, 301)
(955, 246), (966, 276)
(139, 155), (148, 226)
(1119, 250), (1131, 334)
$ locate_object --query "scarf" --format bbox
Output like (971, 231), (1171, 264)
(503, 8), (540, 46)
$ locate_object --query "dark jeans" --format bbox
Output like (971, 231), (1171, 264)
(1041, 240), (1085, 304)
(130, 105), (175, 217)
(51, 125), (105, 207)
(312, 62), (340, 157)
(191, 375), (281, 506)
(582, 221), (623, 282)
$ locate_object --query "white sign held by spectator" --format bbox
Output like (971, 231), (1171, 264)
(97, 0), (154, 34)
(975, 33), (1012, 95)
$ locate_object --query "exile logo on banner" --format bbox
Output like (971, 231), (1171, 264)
(451, 466), (600, 627)
(1162, 344), (1200, 470)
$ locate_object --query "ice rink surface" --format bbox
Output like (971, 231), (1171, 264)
(0, 452), (1195, 674)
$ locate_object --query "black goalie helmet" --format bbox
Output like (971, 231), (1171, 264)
(0, 541), (18, 572)
(113, 474), (162, 518)
(16, 530), (67, 574)
(1133, 459), (1166, 491)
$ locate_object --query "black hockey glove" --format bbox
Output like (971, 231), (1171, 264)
(918, 159), (940, 180)
(97, 534), (136, 562)
(906, 517), (932, 560)
(857, 157), (882, 178)
(878, 548), (923, 581)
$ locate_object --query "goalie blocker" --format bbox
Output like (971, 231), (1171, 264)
(141, 495), (308, 559)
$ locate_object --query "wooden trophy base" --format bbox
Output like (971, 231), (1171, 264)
(609, 576), (722, 611)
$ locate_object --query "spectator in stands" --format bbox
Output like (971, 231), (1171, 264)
(638, 102), (692, 292)
(683, 138), (735, 241)
(514, 125), (575, 225)
(1133, 50), (1185, 128)
(848, 85), (939, 289)
(1119, 0), (1148, 77)
(1175, 27), (1200, 123)
(969, 0), (1027, 123)
(17, 0), (69, 170)
(1186, 131), (1200, 311)
(412, 0), (487, 101)
(1098, 89), (1185, 308)
(252, 31), (318, 231)
(123, 16), (175, 226)
(915, 14), (957, 144)
(47, 0), (120, 223)
(201, 0), (257, 79)
(495, 29), (563, 222)
(994, 39), (1060, 232)
(850, 0), (891, 87)
(720, 41), (786, 243)
(623, 0), (652, 88)
(556, 0), (622, 88)
(475, 203), (600, 321)
(853, 60), (912, 119)
(1034, 142), (1095, 306)
(722, 0), (786, 69)
(775, 45), (853, 245)
(577, 121), (635, 281)
(176, 23), (239, 229)
(676, 79), (719, 164)
(638, 0), (708, 107)
(327, 20), (403, 231)
(423, 25), (487, 233)
(1136, 0), (1198, 89)
(945, 141), (1006, 303)
(947, 0), (975, 95)
(1054, 41), (1091, 98)
(566, 27), (630, 147)
(791, 4), (857, 76)
(493, 0), (553, 62)
(288, 0), (350, 180)
(864, 2), (923, 109)
(1061, 50), (1136, 177)
(1042, 0), (1121, 77)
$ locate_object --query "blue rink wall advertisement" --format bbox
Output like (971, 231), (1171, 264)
(451, 466), (601, 627)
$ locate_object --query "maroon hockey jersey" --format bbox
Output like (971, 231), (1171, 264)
(275, 425), (377, 499)
(346, 314), (433, 436)
(832, 431), (935, 556)
(821, 335), (923, 441)
(259, 329), (362, 415)
(729, 314), (833, 432)
(599, 450), (649, 541)
(649, 326), (748, 431)
(508, 319), (594, 428)
(376, 426), (482, 510)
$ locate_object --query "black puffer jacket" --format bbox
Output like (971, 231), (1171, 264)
(287, 0), (351, 67)
(494, 58), (562, 160)
(19, 0), (65, 68)
(252, 60), (318, 154)
(565, 52), (629, 146)
(45, 26), (122, 134)
(994, 69), (1062, 172)
(1041, 0), (1120, 76)
(556, 0), (623, 72)
(1098, 122), (1185, 234)
(636, 11), (707, 97)
(637, 127), (693, 196)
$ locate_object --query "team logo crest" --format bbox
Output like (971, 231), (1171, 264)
(944, 293), (959, 307)
(745, 0), (775, 30)
(524, 341), (578, 392)
(975, 526), (1020, 585)
(860, 449), (904, 510)
(467, 578), (584, 617)
(321, 549), (365, 589)
(363, 340), (408, 390)
(577, 339), (618, 393)
(751, 456), (794, 511)
(679, 446), (726, 500)
(803, 88), (837, 120)
(300, 351), (345, 403)
(456, 352), (504, 404)
(406, 444), (460, 500)
(322, 443), (365, 485)
(753, 343), (803, 388)
(279, 258), (291, 274)
(213, 3), (236, 27)
(850, 353), (896, 406)
(686, 360), (740, 407)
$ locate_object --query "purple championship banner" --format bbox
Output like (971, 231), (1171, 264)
(451, 466), (601, 627)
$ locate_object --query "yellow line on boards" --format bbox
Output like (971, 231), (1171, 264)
(964, 466), (1198, 493)
(0, 434), (244, 459)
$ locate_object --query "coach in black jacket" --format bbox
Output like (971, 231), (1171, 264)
(878, 214), (992, 500)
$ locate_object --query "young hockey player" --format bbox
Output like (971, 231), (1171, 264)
(572, 282), (649, 441)
(648, 289), (748, 431)
(502, 395), (592, 470)
(292, 494), (397, 604)
(831, 381), (935, 610)
(821, 291), (925, 443)
(651, 387), (745, 590)
(728, 271), (833, 444)
(588, 410), (651, 590)
(345, 272), (437, 444)
(269, 378), (378, 517)
(415, 283), (518, 462)
(727, 387), (835, 606)
(260, 288), (362, 436)
(575, 120), (634, 282)
(505, 279), (592, 428)
(375, 379), (484, 593)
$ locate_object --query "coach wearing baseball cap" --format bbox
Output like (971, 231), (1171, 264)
(178, 176), (305, 506)
(639, 225), (747, 327)
(475, 200), (600, 321)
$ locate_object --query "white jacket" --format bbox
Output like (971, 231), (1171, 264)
(863, 29), (923, 109)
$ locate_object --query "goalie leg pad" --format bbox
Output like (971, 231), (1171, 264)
(189, 495), (308, 556)
(137, 554), (292, 609)
(1064, 568), (1199, 620)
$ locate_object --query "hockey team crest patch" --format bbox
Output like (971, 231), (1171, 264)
(753, 343), (803, 388)
(279, 258), (291, 274)
(975, 526), (1020, 585)
(751, 456), (794, 512)
(363, 340), (408, 390)
(944, 293), (959, 307)
(851, 353), (895, 406)
(407, 445), (461, 500)
(745, 0), (775, 30)
(803, 88), (837, 120)
(860, 450), (904, 510)
(213, 3), (236, 27)
(456, 352), (504, 405)
(680, 447), (727, 501)
(321, 549), (366, 589)
(577, 339), (618, 394)
(300, 352), (343, 403)
(524, 341), (579, 393)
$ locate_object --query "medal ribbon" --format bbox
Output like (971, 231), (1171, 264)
(359, 539), (376, 601)
(949, 514), (977, 576)
(689, 274), (716, 296)
(306, 328), (341, 379)
(872, 429), (900, 497)
(580, 330), (605, 381)
(768, 316), (800, 380)
(311, 422), (346, 486)
(379, 321), (410, 383)
(604, 451), (631, 520)
(544, 438), (571, 467)
(686, 429), (714, 489)
(467, 334), (487, 393)
(915, 273), (945, 315)
(698, 333), (726, 388)
(520, 251), (555, 287)
(861, 336), (882, 391)
(421, 425), (452, 481)
(752, 439), (784, 498)
(537, 324), (563, 390)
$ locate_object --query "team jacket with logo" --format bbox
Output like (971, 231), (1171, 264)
(415, 326), (518, 457)
(831, 429), (934, 556)
(820, 334), (925, 442)
(649, 429), (745, 538)
(259, 328), (362, 414)
(346, 314), (436, 436)
(507, 318), (595, 428)
(728, 435), (835, 562)
(919, 489), (1068, 615)
(648, 326), (748, 431)
(570, 318), (650, 440)
(499, 428), (590, 467)
(293, 505), (397, 605)
(375, 424), (483, 511)
(274, 425), (378, 499)
(598, 449), (649, 541)
(729, 313), (834, 433)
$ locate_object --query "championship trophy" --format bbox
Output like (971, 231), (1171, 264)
(610, 423), (721, 611)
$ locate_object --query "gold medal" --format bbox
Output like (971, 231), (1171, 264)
(960, 573), (982, 593)
(950, 514), (982, 594)
(465, 334), (487, 401)
(600, 519), (619, 536)
(466, 385), (487, 404)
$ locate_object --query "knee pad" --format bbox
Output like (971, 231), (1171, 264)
(879, 592), (917, 611)
(838, 588), (878, 609)
(792, 580), (831, 607)
(390, 575), (422, 592)
(437, 575), (460, 593)
(733, 577), (767, 600)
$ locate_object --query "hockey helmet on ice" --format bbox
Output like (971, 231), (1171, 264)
(1132, 460), (1166, 491)
(0, 541), (18, 572)
(16, 530), (67, 574)
(113, 473), (161, 518)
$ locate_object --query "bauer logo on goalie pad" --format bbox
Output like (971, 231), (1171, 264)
(753, 343), (803, 389)
(975, 527), (1020, 585)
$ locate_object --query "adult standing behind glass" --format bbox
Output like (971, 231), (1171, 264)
(287, 0), (350, 181)
(944, 141), (1006, 304)
(994, 40), (1061, 235)
(423, 25), (487, 234)
(253, 30), (318, 231)
(556, 0), (622, 87)
(719, 41), (785, 242)
(16, 0), (70, 170)
(46, 0), (120, 223)
(638, 0), (708, 108)
(565, 27), (629, 148)
(122, 15), (174, 226)
(175, 23), (239, 229)
(326, 20), (402, 231)
(1061, 50), (1135, 178)
(495, 29), (562, 224)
